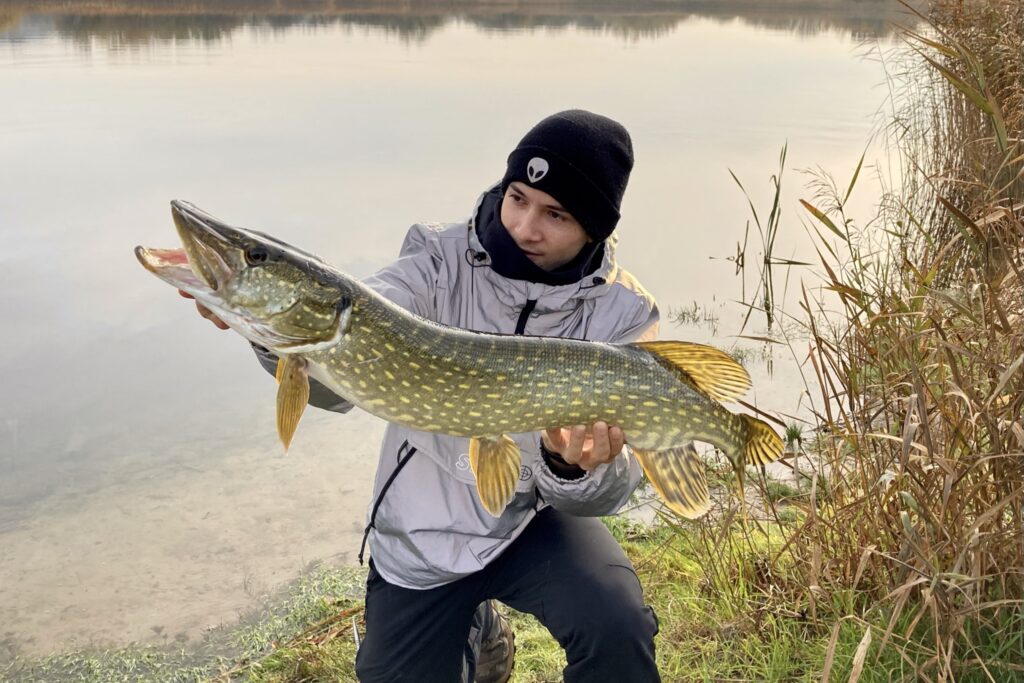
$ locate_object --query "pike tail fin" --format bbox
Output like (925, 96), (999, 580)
(634, 445), (711, 519)
(469, 435), (521, 517)
(740, 414), (784, 466)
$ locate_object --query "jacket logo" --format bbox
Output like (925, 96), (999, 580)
(527, 157), (549, 183)
(520, 465), (533, 481)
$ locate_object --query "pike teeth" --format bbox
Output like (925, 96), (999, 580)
(134, 246), (209, 292)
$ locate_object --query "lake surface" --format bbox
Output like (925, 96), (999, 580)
(0, 0), (911, 660)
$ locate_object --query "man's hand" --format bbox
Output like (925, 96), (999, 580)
(178, 289), (229, 330)
(542, 421), (626, 471)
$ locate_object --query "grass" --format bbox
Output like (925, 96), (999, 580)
(668, 301), (721, 335)
(1, 565), (368, 683)
(1, 512), (877, 683)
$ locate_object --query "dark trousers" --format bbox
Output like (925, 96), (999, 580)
(355, 508), (660, 683)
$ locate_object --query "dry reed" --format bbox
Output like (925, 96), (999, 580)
(785, 1), (1024, 679)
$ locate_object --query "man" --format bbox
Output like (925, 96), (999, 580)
(187, 110), (661, 682)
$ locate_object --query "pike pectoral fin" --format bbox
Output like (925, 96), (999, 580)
(634, 444), (710, 519)
(469, 435), (521, 518)
(276, 356), (309, 453)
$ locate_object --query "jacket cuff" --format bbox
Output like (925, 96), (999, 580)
(540, 439), (587, 481)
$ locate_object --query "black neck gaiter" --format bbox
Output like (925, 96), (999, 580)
(474, 187), (604, 287)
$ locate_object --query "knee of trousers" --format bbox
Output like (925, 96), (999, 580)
(565, 581), (659, 652)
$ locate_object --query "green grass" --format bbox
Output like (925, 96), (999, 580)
(0, 517), (858, 683)
(234, 516), (866, 682)
(763, 480), (801, 504)
(8, 509), (1021, 682)
(1, 565), (367, 683)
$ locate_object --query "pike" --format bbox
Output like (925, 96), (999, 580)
(136, 201), (784, 519)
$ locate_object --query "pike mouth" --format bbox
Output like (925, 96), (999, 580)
(134, 245), (213, 295)
(135, 200), (239, 296)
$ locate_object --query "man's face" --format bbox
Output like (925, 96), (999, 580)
(500, 182), (591, 271)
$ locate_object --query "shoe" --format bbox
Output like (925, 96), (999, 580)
(474, 601), (515, 683)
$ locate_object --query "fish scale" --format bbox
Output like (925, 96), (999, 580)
(136, 200), (783, 519)
(304, 290), (734, 451)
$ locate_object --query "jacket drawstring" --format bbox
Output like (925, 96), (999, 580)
(514, 299), (537, 335)
(359, 440), (418, 566)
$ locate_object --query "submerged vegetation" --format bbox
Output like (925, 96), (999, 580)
(4, 1), (1021, 681)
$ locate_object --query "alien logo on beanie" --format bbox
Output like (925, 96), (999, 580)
(501, 109), (634, 242)
(527, 157), (550, 183)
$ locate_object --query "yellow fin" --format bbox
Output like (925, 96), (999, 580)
(631, 341), (750, 402)
(469, 435), (521, 517)
(634, 444), (710, 519)
(276, 355), (309, 453)
(740, 414), (784, 466)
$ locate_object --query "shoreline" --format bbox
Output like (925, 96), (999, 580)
(0, 410), (382, 663)
(0, 0), (920, 41)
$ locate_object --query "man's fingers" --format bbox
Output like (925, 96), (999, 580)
(563, 425), (588, 466)
(543, 427), (565, 452)
(543, 423), (625, 471)
(194, 301), (230, 330)
(608, 425), (625, 457)
(585, 421), (615, 468)
(179, 289), (229, 330)
(573, 423), (626, 471)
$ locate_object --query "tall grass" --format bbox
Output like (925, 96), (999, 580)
(774, 1), (1024, 679)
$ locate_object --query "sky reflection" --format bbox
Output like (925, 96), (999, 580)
(0, 1), (900, 509)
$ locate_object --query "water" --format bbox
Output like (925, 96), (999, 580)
(0, 0), (910, 659)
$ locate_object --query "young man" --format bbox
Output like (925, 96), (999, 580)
(188, 110), (661, 682)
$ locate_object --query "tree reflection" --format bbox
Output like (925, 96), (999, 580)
(0, 0), (915, 46)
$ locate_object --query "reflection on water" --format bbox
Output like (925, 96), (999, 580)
(0, 0), (916, 46)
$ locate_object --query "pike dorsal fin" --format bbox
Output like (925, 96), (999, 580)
(630, 340), (750, 402)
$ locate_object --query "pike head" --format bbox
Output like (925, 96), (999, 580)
(135, 200), (351, 353)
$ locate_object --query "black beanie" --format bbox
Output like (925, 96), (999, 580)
(500, 110), (634, 242)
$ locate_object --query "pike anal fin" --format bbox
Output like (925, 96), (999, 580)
(469, 435), (521, 517)
(634, 444), (711, 519)
(276, 356), (310, 453)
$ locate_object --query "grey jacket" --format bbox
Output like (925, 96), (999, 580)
(256, 195), (659, 589)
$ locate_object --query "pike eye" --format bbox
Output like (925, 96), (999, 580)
(245, 246), (269, 265)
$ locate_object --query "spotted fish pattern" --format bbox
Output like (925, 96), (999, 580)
(136, 200), (784, 519)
